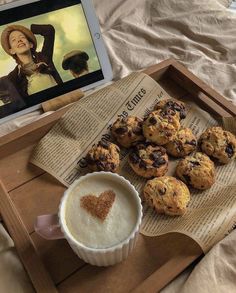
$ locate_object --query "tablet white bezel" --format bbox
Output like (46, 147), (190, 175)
(0, 0), (113, 124)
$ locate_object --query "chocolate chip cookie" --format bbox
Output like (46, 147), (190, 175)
(128, 142), (168, 178)
(165, 128), (197, 158)
(154, 98), (186, 120)
(143, 176), (190, 216)
(111, 116), (144, 148)
(85, 141), (120, 172)
(142, 109), (180, 145)
(175, 152), (215, 190)
(199, 126), (236, 164)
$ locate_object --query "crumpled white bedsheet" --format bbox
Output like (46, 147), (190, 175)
(0, 0), (236, 292)
(95, 0), (236, 103)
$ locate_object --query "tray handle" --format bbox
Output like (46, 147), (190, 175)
(169, 61), (236, 117)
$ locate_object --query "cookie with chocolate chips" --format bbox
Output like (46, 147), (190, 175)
(154, 98), (186, 120)
(175, 152), (215, 190)
(142, 109), (180, 145)
(165, 128), (197, 158)
(143, 176), (190, 216)
(199, 126), (236, 164)
(128, 142), (168, 178)
(111, 116), (144, 148)
(85, 141), (120, 172)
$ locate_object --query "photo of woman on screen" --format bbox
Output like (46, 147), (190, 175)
(0, 23), (63, 98)
(0, 0), (107, 122)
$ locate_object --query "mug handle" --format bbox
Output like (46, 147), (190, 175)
(34, 214), (65, 240)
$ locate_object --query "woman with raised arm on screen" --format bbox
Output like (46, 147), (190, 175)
(0, 24), (62, 98)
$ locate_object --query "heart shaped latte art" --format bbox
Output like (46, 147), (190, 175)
(80, 190), (116, 221)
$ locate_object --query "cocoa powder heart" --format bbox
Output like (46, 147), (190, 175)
(80, 190), (116, 221)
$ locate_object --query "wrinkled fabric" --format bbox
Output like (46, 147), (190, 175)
(0, 0), (236, 292)
(94, 0), (236, 103)
(162, 229), (236, 293)
(0, 225), (34, 293)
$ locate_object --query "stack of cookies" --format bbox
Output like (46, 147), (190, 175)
(85, 98), (236, 217)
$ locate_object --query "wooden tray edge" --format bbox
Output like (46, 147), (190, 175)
(0, 59), (233, 292)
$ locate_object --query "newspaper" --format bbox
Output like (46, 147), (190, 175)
(31, 72), (236, 253)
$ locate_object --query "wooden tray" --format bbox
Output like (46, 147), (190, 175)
(0, 59), (235, 293)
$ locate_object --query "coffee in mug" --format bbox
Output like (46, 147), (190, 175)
(65, 173), (139, 249)
(35, 172), (142, 266)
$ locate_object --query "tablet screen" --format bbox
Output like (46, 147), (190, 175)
(0, 0), (104, 120)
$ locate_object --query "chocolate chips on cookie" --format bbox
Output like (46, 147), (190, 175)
(112, 116), (144, 148)
(142, 109), (180, 145)
(165, 128), (197, 158)
(128, 142), (168, 178)
(143, 176), (190, 216)
(199, 126), (236, 164)
(154, 98), (186, 120)
(86, 141), (120, 172)
(175, 152), (215, 190)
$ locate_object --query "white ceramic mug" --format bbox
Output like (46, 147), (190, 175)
(35, 172), (143, 266)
